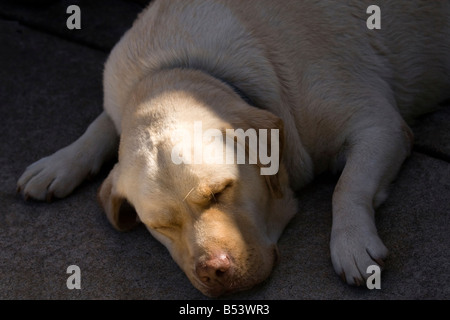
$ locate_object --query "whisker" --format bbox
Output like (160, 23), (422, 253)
(210, 190), (216, 202)
(183, 187), (195, 202)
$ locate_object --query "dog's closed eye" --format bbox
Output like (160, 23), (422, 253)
(191, 179), (234, 206)
(210, 181), (233, 203)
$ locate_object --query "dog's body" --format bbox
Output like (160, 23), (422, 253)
(17, 0), (450, 296)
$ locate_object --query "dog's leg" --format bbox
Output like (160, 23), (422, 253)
(330, 111), (413, 286)
(17, 112), (119, 201)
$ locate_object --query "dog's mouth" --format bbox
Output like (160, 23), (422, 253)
(191, 275), (253, 298)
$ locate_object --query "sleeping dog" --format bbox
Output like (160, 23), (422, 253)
(17, 0), (450, 296)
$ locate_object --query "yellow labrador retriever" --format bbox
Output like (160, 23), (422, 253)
(17, 0), (449, 297)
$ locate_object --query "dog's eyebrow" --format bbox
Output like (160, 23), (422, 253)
(197, 179), (234, 201)
(182, 186), (196, 202)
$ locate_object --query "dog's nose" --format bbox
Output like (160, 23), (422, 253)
(195, 252), (232, 285)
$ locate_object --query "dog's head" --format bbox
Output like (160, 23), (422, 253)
(98, 72), (297, 297)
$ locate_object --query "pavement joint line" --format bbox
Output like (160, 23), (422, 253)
(0, 12), (111, 53)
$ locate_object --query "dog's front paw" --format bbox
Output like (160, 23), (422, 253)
(17, 146), (94, 201)
(330, 225), (388, 286)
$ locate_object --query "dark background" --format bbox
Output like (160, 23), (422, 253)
(0, 0), (449, 299)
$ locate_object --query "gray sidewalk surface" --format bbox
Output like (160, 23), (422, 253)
(0, 0), (449, 299)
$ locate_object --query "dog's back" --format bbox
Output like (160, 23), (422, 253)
(228, 0), (450, 119)
(105, 0), (449, 131)
(371, 0), (450, 118)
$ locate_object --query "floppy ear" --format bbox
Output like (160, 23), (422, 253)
(98, 163), (139, 232)
(232, 108), (285, 198)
